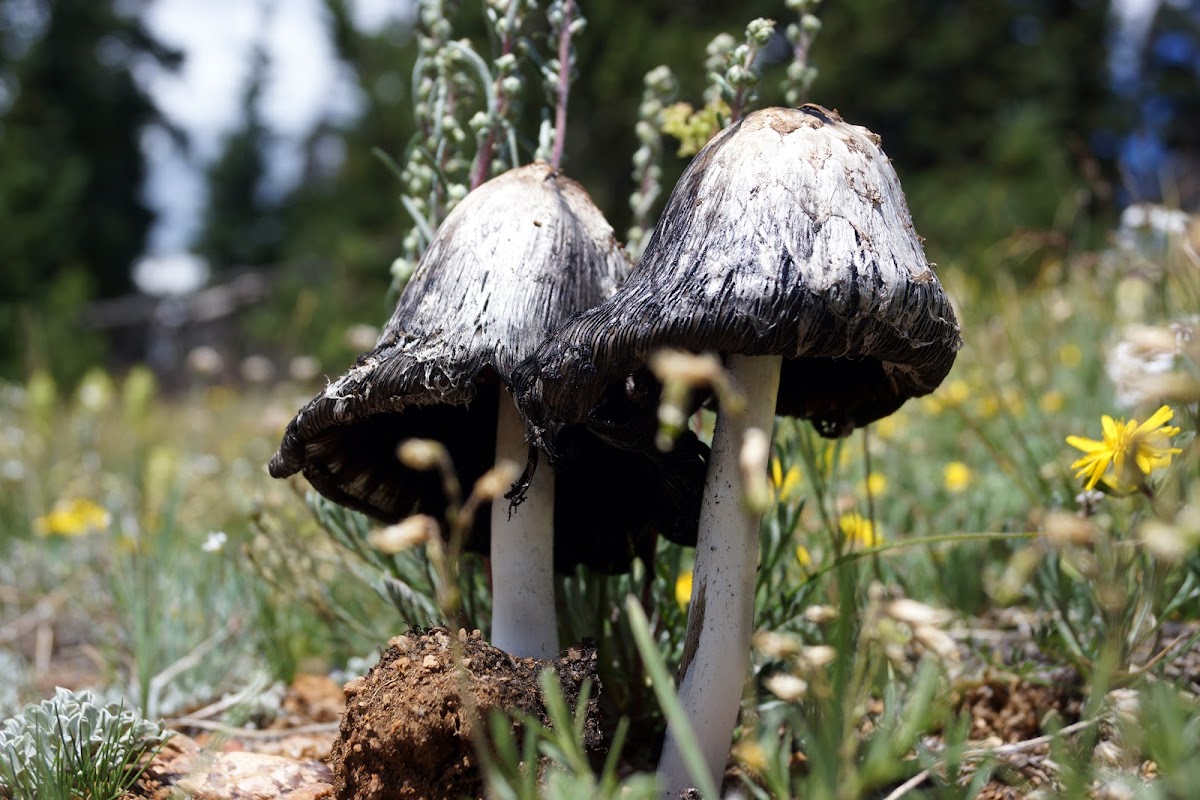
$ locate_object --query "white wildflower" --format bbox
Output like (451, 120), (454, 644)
(201, 531), (228, 553)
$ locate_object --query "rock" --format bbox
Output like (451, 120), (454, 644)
(132, 735), (333, 800)
(175, 751), (333, 800)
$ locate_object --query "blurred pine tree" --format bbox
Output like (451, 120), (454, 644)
(196, 43), (283, 271)
(0, 0), (182, 381)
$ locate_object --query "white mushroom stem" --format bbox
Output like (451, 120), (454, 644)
(489, 390), (559, 659)
(657, 353), (782, 796)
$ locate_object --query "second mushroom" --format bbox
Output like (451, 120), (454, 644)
(513, 105), (962, 793)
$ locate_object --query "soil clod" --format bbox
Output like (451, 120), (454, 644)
(330, 628), (601, 800)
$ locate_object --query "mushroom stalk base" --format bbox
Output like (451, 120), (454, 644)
(490, 392), (559, 660)
(657, 353), (782, 797)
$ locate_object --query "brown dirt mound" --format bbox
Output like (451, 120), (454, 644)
(330, 628), (601, 800)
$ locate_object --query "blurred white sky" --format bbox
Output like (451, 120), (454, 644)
(140, 0), (412, 255)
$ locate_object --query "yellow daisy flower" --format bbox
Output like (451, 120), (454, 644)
(943, 461), (972, 493)
(839, 512), (879, 549)
(1066, 405), (1182, 492)
(858, 472), (888, 497)
(675, 570), (694, 608)
(34, 499), (111, 536)
(770, 457), (802, 502)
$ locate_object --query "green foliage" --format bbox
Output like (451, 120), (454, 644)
(483, 670), (660, 799)
(0, 687), (172, 800)
(304, 494), (455, 629)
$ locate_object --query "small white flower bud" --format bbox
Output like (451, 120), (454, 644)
(474, 460), (522, 501)
(764, 673), (808, 702)
(468, 110), (490, 132)
(706, 33), (736, 56)
(369, 515), (439, 553)
(746, 18), (776, 45)
(803, 605), (837, 624)
(752, 630), (800, 658)
(886, 598), (953, 627)
(798, 645), (836, 670)
(740, 427), (772, 513)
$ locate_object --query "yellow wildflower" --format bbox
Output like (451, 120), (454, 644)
(943, 462), (972, 493)
(771, 457), (802, 502)
(675, 570), (693, 608)
(874, 415), (902, 440)
(1001, 387), (1026, 416)
(943, 379), (970, 407)
(1039, 390), (1065, 413)
(1059, 343), (1083, 368)
(1066, 404), (1182, 492)
(796, 544), (813, 568)
(35, 499), (111, 536)
(839, 512), (878, 548)
(976, 394), (1001, 419)
(858, 472), (888, 497)
(732, 739), (768, 773)
(660, 98), (730, 157)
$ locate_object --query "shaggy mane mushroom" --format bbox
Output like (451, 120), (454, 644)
(270, 162), (707, 660)
(512, 105), (961, 793)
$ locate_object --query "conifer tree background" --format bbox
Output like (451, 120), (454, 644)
(1, 0), (1195, 382)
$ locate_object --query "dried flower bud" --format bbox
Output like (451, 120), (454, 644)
(1092, 739), (1136, 770)
(752, 630), (801, 659)
(473, 459), (522, 501)
(1106, 688), (1141, 729)
(764, 672), (808, 702)
(1140, 504), (1200, 563)
(803, 605), (837, 624)
(1043, 509), (1098, 547)
(913, 624), (960, 664)
(798, 645), (836, 670)
(740, 427), (772, 513)
(1092, 778), (1136, 800)
(649, 349), (724, 387)
(370, 515), (439, 553)
(397, 438), (448, 471)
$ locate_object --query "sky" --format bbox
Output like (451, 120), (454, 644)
(139, 0), (412, 255)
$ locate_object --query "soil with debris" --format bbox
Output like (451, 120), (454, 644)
(954, 672), (1084, 799)
(331, 627), (602, 800)
(120, 616), (1200, 799)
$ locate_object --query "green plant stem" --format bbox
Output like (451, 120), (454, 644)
(625, 595), (719, 799)
(806, 531), (1040, 584)
(549, 0), (575, 169)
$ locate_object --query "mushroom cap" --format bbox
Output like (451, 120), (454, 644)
(269, 162), (707, 572)
(513, 105), (962, 451)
